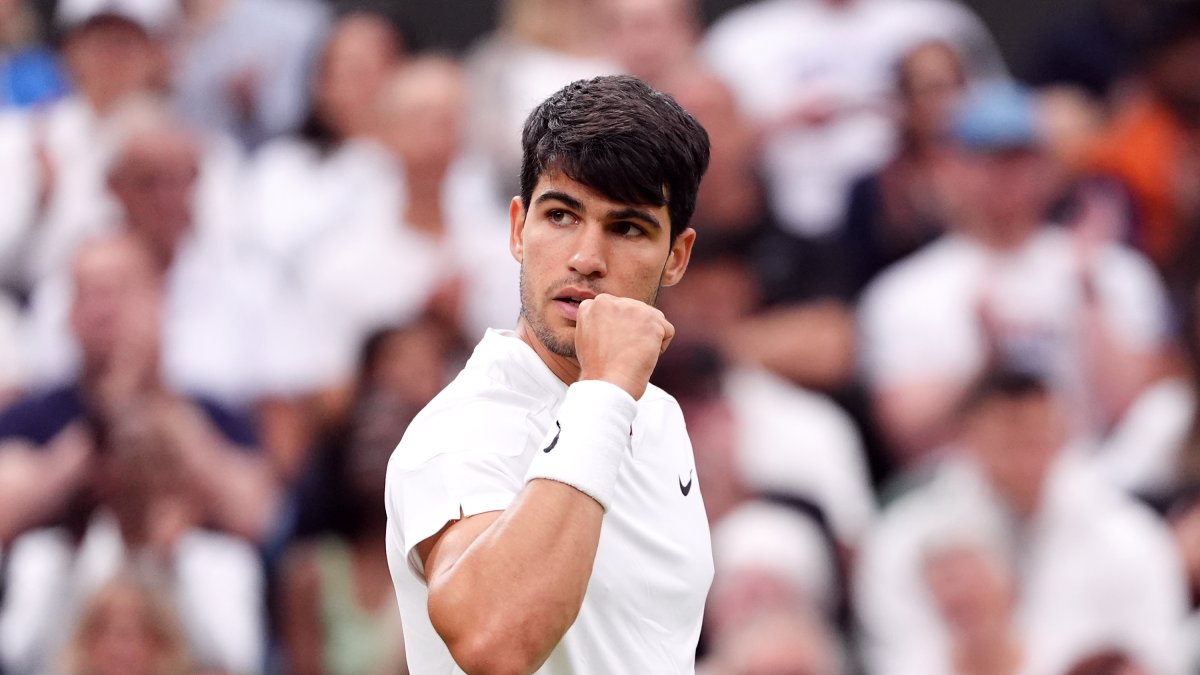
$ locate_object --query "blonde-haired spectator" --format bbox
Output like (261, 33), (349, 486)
(63, 573), (191, 675)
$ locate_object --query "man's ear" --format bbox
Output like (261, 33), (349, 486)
(660, 227), (696, 287)
(509, 196), (526, 263)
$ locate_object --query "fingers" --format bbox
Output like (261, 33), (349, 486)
(660, 317), (675, 354)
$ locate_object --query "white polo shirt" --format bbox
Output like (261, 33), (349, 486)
(385, 329), (713, 674)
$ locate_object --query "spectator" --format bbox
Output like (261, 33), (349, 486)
(22, 101), (261, 410)
(239, 10), (405, 399)
(62, 573), (192, 675)
(841, 39), (968, 297)
(0, 236), (279, 544)
(855, 369), (1188, 675)
(463, 0), (619, 199)
(0, 399), (266, 675)
(278, 321), (456, 675)
(173, 0), (330, 147)
(707, 501), (843, 639)
(664, 67), (860, 391)
(650, 341), (875, 549)
(0, 0), (69, 109)
(601, 0), (699, 88)
(701, 0), (1006, 239)
(0, 0), (174, 294)
(860, 82), (1169, 463)
(340, 55), (515, 347)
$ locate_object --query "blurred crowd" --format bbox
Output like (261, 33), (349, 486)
(1, 0), (1200, 673)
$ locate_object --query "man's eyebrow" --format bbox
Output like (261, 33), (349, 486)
(534, 190), (585, 212)
(607, 207), (662, 231)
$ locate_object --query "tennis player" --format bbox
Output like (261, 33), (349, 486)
(384, 74), (713, 673)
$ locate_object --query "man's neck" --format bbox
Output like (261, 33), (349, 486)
(515, 319), (581, 386)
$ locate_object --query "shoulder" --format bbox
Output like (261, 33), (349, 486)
(389, 371), (545, 472)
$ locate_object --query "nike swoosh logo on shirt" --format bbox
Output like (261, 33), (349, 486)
(542, 421), (561, 453)
(679, 469), (693, 496)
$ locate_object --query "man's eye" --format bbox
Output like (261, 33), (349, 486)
(614, 222), (645, 238)
(547, 209), (574, 225)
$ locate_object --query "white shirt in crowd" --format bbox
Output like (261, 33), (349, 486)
(724, 365), (875, 545)
(856, 452), (1190, 675)
(240, 134), (518, 394)
(385, 329), (713, 674)
(22, 229), (265, 407)
(701, 0), (1005, 238)
(0, 512), (265, 675)
(859, 227), (1169, 435)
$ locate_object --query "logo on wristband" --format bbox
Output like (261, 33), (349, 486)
(542, 421), (562, 453)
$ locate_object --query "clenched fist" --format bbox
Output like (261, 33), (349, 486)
(575, 294), (675, 400)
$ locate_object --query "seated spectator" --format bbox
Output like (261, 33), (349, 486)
(463, 0), (619, 199)
(0, 0), (176, 295)
(663, 67), (859, 392)
(278, 320), (456, 675)
(855, 369), (1188, 675)
(0, 236), (279, 544)
(22, 101), (262, 410)
(651, 341), (875, 549)
(0, 398), (266, 675)
(173, 0), (330, 148)
(707, 500), (843, 641)
(0, 0), (69, 109)
(860, 82), (1169, 464)
(600, 0), (699, 88)
(841, 39), (968, 298)
(700, 0), (1006, 239)
(236, 11), (406, 475)
(61, 573), (192, 675)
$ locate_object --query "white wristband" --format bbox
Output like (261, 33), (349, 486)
(524, 380), (637, 511)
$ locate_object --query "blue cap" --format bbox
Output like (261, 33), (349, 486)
(953, 82), (1040, 152)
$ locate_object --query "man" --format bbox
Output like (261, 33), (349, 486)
(0, 236), (279, 545)
(384, 75), (711, 673)
(855, 369), (1188, 675)
(859, 82), (1169, 464)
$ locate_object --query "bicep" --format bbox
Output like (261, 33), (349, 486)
(416, 509), (504, 586)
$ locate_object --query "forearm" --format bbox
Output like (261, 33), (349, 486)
(429, 480), (604, 673)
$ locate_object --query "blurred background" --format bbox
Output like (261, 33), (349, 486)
(2, 0), (1200, 673)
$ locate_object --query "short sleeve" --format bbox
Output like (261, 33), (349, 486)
(384, 387), (540, 581)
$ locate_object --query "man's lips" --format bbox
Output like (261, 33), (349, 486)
(552, 287), (598, 321)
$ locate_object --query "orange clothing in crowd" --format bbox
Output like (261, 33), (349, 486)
(1086, 95), (1198, 267)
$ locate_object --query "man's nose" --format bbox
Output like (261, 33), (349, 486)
(568, 223), (608, 278)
